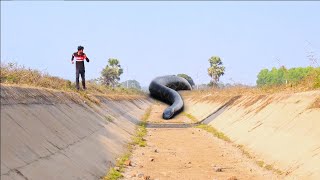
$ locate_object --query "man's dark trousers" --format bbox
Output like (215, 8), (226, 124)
(76, 61), (86, 90)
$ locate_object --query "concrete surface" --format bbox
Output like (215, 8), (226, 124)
(2, 85), (320, 180)
(1, 85), (152, 180)
(183, 90), (320, 179)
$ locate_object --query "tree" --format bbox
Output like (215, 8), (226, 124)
(100, 58), (123, 87)
(256, 69), (269, 86)
(177, 73), (195, 87)
(256, 66), (319, 87)
(207, 56), (225, 87)
(121, 80), (141, 89)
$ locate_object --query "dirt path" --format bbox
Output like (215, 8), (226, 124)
(122, 103), (280, 180)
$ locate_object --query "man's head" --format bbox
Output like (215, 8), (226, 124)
(77, 46), (84, 52)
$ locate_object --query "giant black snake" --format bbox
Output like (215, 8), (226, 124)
(149, 75), (192, 119)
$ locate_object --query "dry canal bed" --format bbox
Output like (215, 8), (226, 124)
(121, 103), (279, 180)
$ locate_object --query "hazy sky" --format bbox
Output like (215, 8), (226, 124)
(1, 1), (320, 87)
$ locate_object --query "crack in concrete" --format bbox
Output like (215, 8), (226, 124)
(14, 169), (29, 180)
(1, 126), (104, 177)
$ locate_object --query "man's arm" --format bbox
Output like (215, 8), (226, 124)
(84, 54), (90, 62)
(71, 53), (74, 64)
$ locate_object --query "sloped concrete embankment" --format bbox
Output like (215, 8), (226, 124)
(183, 91), (320, 180)
(0, 85), (152, 180)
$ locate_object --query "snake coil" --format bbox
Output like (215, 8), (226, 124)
(149, 75), (192, 119)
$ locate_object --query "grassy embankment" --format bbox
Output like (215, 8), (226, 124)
(0, 62), (145, 104)
(185, 66), (320, 100)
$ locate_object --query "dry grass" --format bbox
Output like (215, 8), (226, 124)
(184, 85), (317, 101)
(183, 79), (320, 114)
(1, 62), (72, 90)
(183, 70), (320, 102)
(1, 62), (145, 99)
(309, 97), (320, 109)
(254, 97), (275, 113)
(242, 95), (266, 108)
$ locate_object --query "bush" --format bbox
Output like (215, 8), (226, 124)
(312, 68), (320, 88)
(256, 66), (320, 89)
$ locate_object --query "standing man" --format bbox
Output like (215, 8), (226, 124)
(71, 46), (90, 90)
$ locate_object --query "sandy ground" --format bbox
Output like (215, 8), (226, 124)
(122, 103), (279, 180)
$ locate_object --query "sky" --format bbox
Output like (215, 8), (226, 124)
(1, 1), (320, 87)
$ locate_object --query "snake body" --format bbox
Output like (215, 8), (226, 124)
(149, 75), (192, 119)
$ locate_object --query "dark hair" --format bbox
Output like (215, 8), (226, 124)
(77, 46), (84, 51)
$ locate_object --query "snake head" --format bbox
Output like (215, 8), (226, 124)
(163, 107), (175, 119)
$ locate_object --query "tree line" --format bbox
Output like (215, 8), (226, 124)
(256, 66), (320, 87)
(99, 56), (227, 90)
(100, 56), (320, 90)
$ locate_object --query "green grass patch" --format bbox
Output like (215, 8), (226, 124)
(265, 164), (273, 170)
(258, 162), (283, 175)
(256, 160), (265, 168)
(197, 126), (285, 176)
(236, 144), (284, 175)
(131, 107), (151, 147)
(132, 106), (151, 147)
(236, 144), (254, 159)
(103, 168), (123, 180)
(275, 169), (284, 175)
(195, 124), (231, 142)
(132, 123), (147, 147)
(182, 112), (198, 122)
(103, 106), (152, 180)
(105, 115), (114, 122)
(103, 152), (133, 180)
(141, 107), (152, 121)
